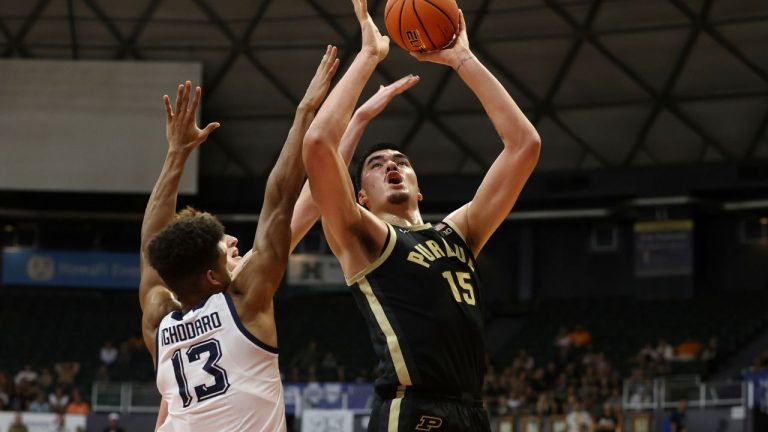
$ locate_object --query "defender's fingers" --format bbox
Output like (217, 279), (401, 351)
(190, 86), (202, 114)
(174, 84), (184, 116)
(181, 81), (192, 111)
(327, 58), (341, 80)
(200, 122), (220, 138)
(163, 95), (173, 120)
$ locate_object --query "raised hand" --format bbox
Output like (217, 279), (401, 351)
(410, 10), (473, 70)
(356, 75), (420, 121)
(352, 0), (390, 61)
(163, 81), (220, 154)
(299, 45), (341, 113)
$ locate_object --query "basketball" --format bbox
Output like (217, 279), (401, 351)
(384, 0), (460, 53)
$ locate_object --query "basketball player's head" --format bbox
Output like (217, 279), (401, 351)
(354, 143), (422, 211)
(147, 207), (240, 298)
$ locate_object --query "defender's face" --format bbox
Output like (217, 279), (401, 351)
(359, 149), (420, 209)
(223, 234), (242, 273)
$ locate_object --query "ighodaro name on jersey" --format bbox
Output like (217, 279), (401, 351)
(161, 312), (223, 346)
(406, 237), (476, 271)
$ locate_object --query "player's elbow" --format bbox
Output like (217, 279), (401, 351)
(516, 130), (541, 167)
(303, 131), (334, 174)
(527, 131), (542, 162)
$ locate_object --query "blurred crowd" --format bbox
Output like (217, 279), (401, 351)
(0, 334), (151, 415)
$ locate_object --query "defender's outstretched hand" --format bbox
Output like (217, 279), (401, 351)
(300, 45), (341, 112)
(163, 81), (220, 153)
(410, 10), (473, 70)
(356, 75), (420, 121)
(353, 0), (390, 61)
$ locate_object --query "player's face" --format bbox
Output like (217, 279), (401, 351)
(359, 149), (421, 210)
(223, 234), (242, 273)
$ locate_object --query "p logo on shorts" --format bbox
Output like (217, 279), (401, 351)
(415, 415), (443, 431)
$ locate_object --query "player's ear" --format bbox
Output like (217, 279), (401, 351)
(417, 191), (423, 202)
(205, 268), (227, 288)
(357, 190), (368, 207)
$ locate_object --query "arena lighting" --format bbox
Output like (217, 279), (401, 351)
(626, 196), (694, 207)
(723, 200), (768, 211)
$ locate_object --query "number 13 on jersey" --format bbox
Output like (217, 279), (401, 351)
(442, 271), (476, 305)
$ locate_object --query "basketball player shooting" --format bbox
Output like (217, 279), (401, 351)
(137, 47), (340, 431)
(302, 0), (541, 430)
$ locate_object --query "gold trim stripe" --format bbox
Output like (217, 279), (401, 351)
(442, 218), (468, 244)
(347, 224), (397, 286)
(404, 223), (433, 231)
(388, 386), (406, 432)
(358, 278), (412, 386)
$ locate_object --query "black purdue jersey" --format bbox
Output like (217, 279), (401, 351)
(348, 220), (485, 398)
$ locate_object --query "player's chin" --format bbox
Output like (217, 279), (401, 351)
(386, 191), (410, 205)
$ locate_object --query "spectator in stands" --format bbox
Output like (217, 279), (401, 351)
(662, 400), (688, 432)
(555, 326), (572, 349)
(570, 325), (592, 348)
(566, 400), (594, 432)
(594, 402), (620, 432)
(48, 387), (69, 414)
(65, 389), (89, 415)
(99, 341), (118, 367)
(38, 369), (54, 394)
(535, 392), (555, 416)
(627, 388), (652, 411)
(605, 388), (622, 413)
(636, 343), (659, 365)
(290, 340), (321, 380)
(7, 412), (29, 432)
(493, 394), (512, 417)
(53, 362), (80, 390)
(14, 365), (38, 388)
(50, 413), (69, 432)
(103, 413), (125, 432)
(656, 339), (674, 361)
(95, 365), (111, 383)
(701, 336), (718, 362)
(318, 351), (342, 382)
(29, 391), (50, 412)
(111, 343), (133, 381)
(675, 337), (702, 361)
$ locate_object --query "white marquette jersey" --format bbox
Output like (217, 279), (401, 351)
(155, 292), (286, 432)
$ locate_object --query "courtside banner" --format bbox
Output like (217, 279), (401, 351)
(287, 254), (346, 286)
(2, 248), (139, 288)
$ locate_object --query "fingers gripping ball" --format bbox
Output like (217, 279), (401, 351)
(385, 0), (460, 53)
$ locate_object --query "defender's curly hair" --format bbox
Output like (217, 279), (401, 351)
(147, 207), (225, 292)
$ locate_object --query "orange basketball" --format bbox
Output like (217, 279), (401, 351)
(385, 0), (460, 53)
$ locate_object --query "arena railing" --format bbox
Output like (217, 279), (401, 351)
(622, 375), (745, 410)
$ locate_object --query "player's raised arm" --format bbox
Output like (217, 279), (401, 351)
(303, 0), (392, 268)
(139, 82), (220, 358)
(289, 74), (420, 252)
(412, 11), (541, 257)
(229, 46), (339, 311)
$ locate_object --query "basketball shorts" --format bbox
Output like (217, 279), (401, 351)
(367, 392), (491, 432)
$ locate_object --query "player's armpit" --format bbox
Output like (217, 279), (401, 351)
(141, 285), (180, 360)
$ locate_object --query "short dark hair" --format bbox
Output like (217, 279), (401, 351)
(352, 142), (404, 192)
(147, 207), (225, 292)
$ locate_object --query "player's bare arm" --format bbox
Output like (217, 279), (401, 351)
(412, 11), (541, 257)
(303, 0), (393, 278)
(228, 46), (339, 328)
(292, 75), (420, 251)
(139, 81), (220, 361)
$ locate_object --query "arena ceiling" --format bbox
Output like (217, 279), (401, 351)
(2, 0), (768, 178)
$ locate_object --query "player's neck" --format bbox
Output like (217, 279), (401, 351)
(376, 207), (424, 228)
(178, 292), (213, 314)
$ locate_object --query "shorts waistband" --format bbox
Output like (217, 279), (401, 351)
(377, 387), (484, 407)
